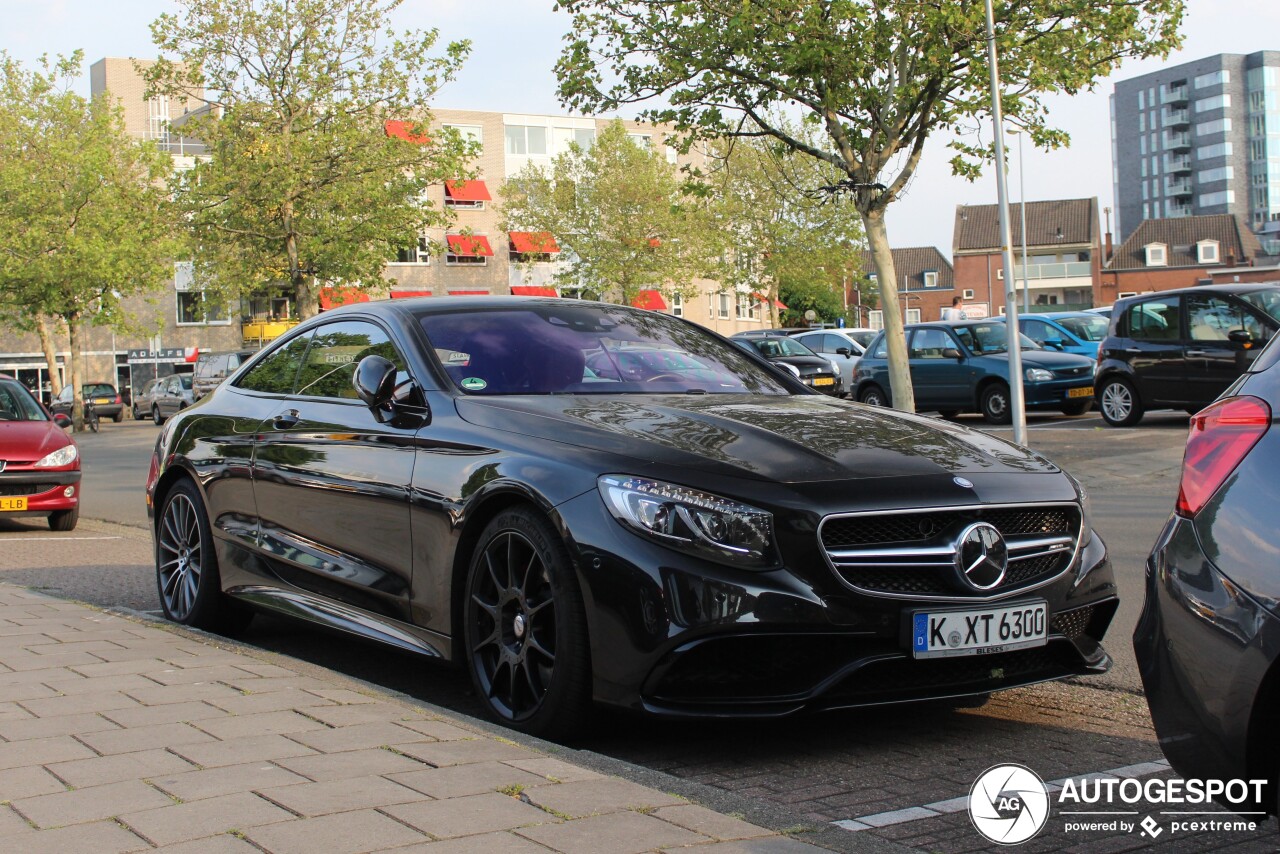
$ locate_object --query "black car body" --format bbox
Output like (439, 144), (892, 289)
(1095, 283), (1280, 426)
(1135, 335), (1280, 813)
(146, 298), (1116, 738)
(51, 383), (124, 422)
(731, 335), (843, 396)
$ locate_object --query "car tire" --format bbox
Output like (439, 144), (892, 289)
(463, 506), (592, 740)
(980, 383), (1012, 425)
(937, 410), (961, 420)
(153, 406), (165, 426)
(859, 385), (888, 407)
(1098, 377), (1144, 427)
(1060, 400), (1093, 416)
(48, 506), (79, 532)
(155, 479), (252, 634)
(132, 405), (142, 421)
(112, 411), (124, 423)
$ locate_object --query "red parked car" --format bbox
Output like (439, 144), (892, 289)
(0, 374), (81, 531)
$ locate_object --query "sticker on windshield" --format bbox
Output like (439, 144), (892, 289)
(460, 377), (487, 391)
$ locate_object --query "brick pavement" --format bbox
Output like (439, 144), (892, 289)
(0, 584), (836, 853)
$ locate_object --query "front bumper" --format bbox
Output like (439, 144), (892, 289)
(1134, 514), (1278, 804)
(1025, 379), (1094, 409)
(559, 489), (1117, 717)
(0, 470), (80, 516)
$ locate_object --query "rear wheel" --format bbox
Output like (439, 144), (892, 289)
(980, 383), (1011, 425)
(48, 506), (79, 532)
(1098, 377), (1144, 427)
(112, 410), (123, 423)
(464, 507), (592, 740)
(155, 480), (252, 633)
(858, 385), (888, 407)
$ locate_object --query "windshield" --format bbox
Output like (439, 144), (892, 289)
(952, 324), (1040, 354)
(84, 384), (115, 397)
(1240, 290), (1280, 325)
(746, 337), (818, 358)
(419, 305), (791, 395)
(1054, 315), (1109, 342)
(0, 380), (49, 422)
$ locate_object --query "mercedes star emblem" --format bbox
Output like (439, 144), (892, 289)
(954, 522), (1008, 591)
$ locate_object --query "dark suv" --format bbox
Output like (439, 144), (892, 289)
(192, 350), (256, 400)
(1094, 284), (1280, 426)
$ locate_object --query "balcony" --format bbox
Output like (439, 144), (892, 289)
(241, 319), (300, 346)
(1011, 261), (1093, 280)
(509, 263), (559, 291)
(1160, 84), (1188, 105)
(1164, 154), (1191, 173)
(1163, 131), (1191, 150)
(1162, 107), (1189, 127)
(1164, 178), (1192, 196)
(1165, 202), (1192, 218)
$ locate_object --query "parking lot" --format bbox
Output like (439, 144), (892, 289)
(1, 412), (1275, 852)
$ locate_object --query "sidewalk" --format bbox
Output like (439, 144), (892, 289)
(0, 584), (825, 853)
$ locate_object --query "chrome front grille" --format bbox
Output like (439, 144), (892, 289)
(819, 503), (1082, 601)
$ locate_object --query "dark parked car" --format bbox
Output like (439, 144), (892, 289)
(731, 334), (842, 396)
(150, 373), (196, 424)
(1134, 332), (1280, 815)
(133, 378), (164, 420)
(1094, 284), (1280, 426)
(0, 374), (81, 531)
(51, 383), (124, 422)
(146, 298), (1116, 739)
(854, 321), (1096, 423)
(193, 350), (257, 400)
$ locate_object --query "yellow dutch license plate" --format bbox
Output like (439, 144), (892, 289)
(0, 497), (27, 512)
(1068, 387), (1094, 399)
(813, 377), (835, 386)
(94, 397), (112, 405)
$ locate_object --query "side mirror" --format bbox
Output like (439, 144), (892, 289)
(836, 347), (852, 357)
(354, 355), (399, 420)
(53, 413), (72, 429)
(1228, 329), (1253, 345)
(1044, 338), (1065, 350)
(942, 348), (962, 360)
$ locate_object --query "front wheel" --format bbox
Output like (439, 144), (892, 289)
(980, 383), (1012, 425)
(156, 480), (252, 633)
(49, 506), (79, 532)
(153, 406), (165, 426)
(858, 385), (888, 407)
(464, 507), (592, 740)
(1098, 377), (1144, 427)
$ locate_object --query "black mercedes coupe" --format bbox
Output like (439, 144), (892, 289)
(146, 297), (1117, 738)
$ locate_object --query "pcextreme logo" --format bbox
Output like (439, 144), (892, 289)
(968, 764), (1050, 845)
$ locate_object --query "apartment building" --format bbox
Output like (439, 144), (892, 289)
(1110, 51), (1280, 252)
(1101, 214), (1265, 298)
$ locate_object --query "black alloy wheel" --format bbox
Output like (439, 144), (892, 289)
(859, 385), (888, 407)
(155, 480), (250, 633)
(980, 383), (1012, 425)
(1099, 376), (1144, 427)
(464, 508), (591, 739)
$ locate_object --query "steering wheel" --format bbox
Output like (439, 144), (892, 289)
(645, 373), (683, 383)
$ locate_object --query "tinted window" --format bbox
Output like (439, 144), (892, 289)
(1055, 315), (1109, 342)
(1021, 319), (1053, 345)
(909, 328), (957, 358)
(179, 375), (193, 390)
(849, 330), (876, 348)
(952, 324), (1037, 354)
(0, 379), (47, 421)
(238, 334), (311, 395)
(295, 321), (408, 400)
(420, 305), (789, 395)
(870, 334), (889, 359)
(750, 337), (818, 358)
(1187, 294), (1268, 343)
(1125, 298), (1181, 342)
(84, 384), (115, 397)
(1239, 289), (1280, 325)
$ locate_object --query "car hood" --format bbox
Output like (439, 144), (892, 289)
(770, 355), (833, 371)
(0, 421), (72, 463)
(455, 394), (1058, 483)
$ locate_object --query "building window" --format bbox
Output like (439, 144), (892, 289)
(1138, 113), (1145, 132)
(869, 310), (884, 331)
(906, 308), (921, 324)
(1195, 118), (1232, 137)
(1195, 94), (1231, 112)
(1198, 190), (1235, 207)
(505, 125), (548, 156)
(174, 262), (230, 325)
(671, 292), (683, 318)
(1198, 166), (1234, 184)
(442, 123), (482, 146)
(923, 271), (939, 288)
(717, 292), (731, 319)
(1194, 69), (1230, 89)
(962, 289), (975, 300)
(1197, 240), (1220, 264)
(1144, 243), (1167, 266)
(1196, 142), (1234, 161)
(627, 133), (652, 149)
(393, 236), (430, 265)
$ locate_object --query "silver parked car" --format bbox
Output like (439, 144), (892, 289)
(791, 329), (865, 398)
(150, 374), (195, 424)
(132, 378), (164, 420)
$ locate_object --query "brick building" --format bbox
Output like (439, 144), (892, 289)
(1100, 214), (1266, 298)
(857, 247), (955, 326)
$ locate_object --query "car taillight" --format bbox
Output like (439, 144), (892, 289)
(115, 394), (122, 404)
(1176, 396), (1271, 518)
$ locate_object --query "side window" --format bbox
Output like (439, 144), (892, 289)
(1126, 298), (1182, 342)
(909, 328), (955, 359)
(1022, 319), (1050, 345)
(1188, 295), (1269, 343)
(871, 336), (889, 359)
(238, 334), (311, 395)
(295, 321), (408, 400)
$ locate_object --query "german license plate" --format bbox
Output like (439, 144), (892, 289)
(1068, 387), (1094, 398)
(910, 602), (1048, 659)
(813, 377), (834, 386)
(0, 497), (27, 511)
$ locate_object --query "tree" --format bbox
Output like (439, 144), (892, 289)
(500, 120), (716, 305)
(0, 52), (177, 430)
(555, 0), (1183, 411)
(701, 126), (866, 328)
(145, 0), (474, 320)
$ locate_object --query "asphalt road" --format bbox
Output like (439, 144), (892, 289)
(2, 409), (1273, 851)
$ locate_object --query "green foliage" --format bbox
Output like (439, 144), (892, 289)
(146, 0), (474, 318)
(499, 120), (716, 305)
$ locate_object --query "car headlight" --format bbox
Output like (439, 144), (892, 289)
(1025, 368), (1055, 382)
(778, 362), (801, 378)
(34, 445), (78, 468)
(597, 475), (779, 569)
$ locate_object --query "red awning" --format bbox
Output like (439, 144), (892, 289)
(752, 292), (788, 310)
(390, 290), (433, 299)
(445, 180), (492, 202)
(445, 235), (495, 257)
(384, 120), (430, 144)
(509, 231), (561, 254)
(630, 290), (668, 311)
(511, 286), (558, 297)
(448, 290), (490, 296)
(319, 287), (372, 311)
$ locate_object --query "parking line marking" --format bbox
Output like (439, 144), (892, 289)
(0, 536), (123, 542)
(832, 758), (1171, 832)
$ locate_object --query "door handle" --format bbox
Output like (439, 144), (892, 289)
(272, 409), (300, 429)
(1124, 348), (1142, 354)
(1185, 349), (1209, 357)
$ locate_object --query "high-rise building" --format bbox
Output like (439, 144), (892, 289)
(1110, 51), (1280, 253)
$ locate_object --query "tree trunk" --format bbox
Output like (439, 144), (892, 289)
(66, 314), (85, 432)
(861, 209), (915, 413)
(294, 275), (319, 320)
(35, 316), (63, 399)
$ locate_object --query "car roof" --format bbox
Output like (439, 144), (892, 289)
(1114, 283), (1280, 306)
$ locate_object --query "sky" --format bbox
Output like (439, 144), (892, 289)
(4, 0), (1278, 255)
